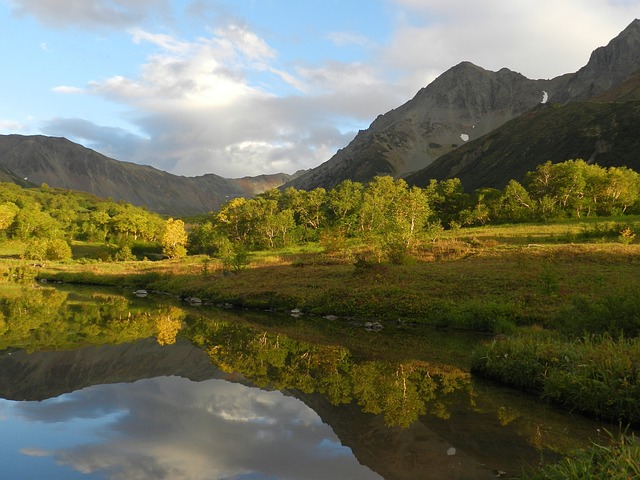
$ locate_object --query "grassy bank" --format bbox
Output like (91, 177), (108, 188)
(471, 332), (640, 424)
(22, 239), (640, 334)
(521, 433), (639, 480)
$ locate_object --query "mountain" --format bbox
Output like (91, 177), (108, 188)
(285, 19), (640, 192)
(285, 63), (558, 191)
(404, 99), (640, 191)
(0, 134), (295, 216)
(551, 19), (640, 103)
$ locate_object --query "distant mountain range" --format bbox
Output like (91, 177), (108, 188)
(0, 134), (299, 216)
(1, 19), (639, 214)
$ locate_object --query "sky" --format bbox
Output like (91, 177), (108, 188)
(1, 376), (382, 479)
(0, 1), (638, 179)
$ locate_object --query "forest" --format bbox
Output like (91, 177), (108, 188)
(2, 158), (637, 263)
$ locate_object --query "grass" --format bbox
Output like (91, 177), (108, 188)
(520, 432), (640, 480)
(471, 332), (640, 425)
(9, 235), (638, 333)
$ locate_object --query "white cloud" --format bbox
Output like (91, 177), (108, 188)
(0, 119), (25, 131)
(384, 0), (639, 83)
(52, 85), (84, 94)
(327, 31), (372, 47)
(20, 448), (52, 457)
(73, 24), (405, 177)
(9, 0), (171, 29)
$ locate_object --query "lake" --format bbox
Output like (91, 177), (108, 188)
(0, 282), (616, 479)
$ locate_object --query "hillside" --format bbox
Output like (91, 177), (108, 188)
(285, 19), (640, 192)
(405, 99), (640, 191)
(0, 135), (294, 216)
(285, 62), (558, 191)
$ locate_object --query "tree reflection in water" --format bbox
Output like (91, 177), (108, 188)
(185, 317), (471, 428)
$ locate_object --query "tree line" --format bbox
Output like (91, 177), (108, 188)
(189, 159), (640, 258)
(0, 182), (187, 260)
(0, 159), (638, 262)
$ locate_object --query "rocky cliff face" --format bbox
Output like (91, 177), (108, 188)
(287, 62), (555, 191)
(286, 19), (640, 192)
(552, 19), (640, 103)
(0, 134), (295, 216)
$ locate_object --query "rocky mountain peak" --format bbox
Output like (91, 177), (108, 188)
(287, 62), (549, 190)
(552, 18), (640, 102)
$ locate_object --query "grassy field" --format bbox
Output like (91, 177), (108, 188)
(18, 220), (640, 334)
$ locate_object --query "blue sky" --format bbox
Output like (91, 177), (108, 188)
(0, 1), (638, 178)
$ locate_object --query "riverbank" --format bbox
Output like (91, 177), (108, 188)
(29, 240), (640, 335)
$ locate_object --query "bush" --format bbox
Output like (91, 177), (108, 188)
(114, 245), (136, 262)
(46, 238), (72, 260)
(24, 238), (72, 261)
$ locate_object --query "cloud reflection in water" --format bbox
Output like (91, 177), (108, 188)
(3, 376), (382, 480)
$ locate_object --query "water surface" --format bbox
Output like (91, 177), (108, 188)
(0, 283), (614, 479)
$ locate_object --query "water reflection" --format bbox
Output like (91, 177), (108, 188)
(1, 376), (382, 480)
(0, 283), (616, 479)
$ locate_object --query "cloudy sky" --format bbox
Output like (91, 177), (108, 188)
(0, 1), (638, 178)
(2, 376), (382, 479)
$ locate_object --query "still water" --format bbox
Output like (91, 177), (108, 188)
(0, 283), (614, 479)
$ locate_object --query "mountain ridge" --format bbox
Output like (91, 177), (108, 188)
(284, 19), (640, 192)
(0, 134), (297, 216)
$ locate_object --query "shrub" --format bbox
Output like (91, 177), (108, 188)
(24, 238), (72, 261)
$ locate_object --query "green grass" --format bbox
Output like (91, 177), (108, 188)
(471, 332), (640, 425)
(521, 433), (640, 480)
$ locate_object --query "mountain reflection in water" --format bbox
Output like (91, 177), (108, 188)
(0, 284), (612, 479)
(0, 375), (381, 480)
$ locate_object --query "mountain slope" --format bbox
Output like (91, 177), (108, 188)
(552, 19), (640, 103)
(286, 62), (556, 191)
(285, 19), (640, 192)
(0, 134), (293, 216)
(404, 99), (640, 191)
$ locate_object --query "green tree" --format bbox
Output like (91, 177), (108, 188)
(424, 178), (468, 227)
(162, 218), (188, 258)
(288, 187), (327, 240)
(11, 203), (62, 240)
(216, 197), (253, 244)
(498, 180), (534, 222)
(327, 180), (364, 236)
(0, 202), (19, 232)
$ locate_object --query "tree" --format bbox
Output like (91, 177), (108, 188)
(290, 187), (328, 238)
(162, 218), (188, 258)
(326, 180), (363, 236)
(424, 178), (468, 227)
(498, 180), (534, 222)
(216, 197), (252, 244)
(0, 202), (19, 232)
(11, 203), (62, 240)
